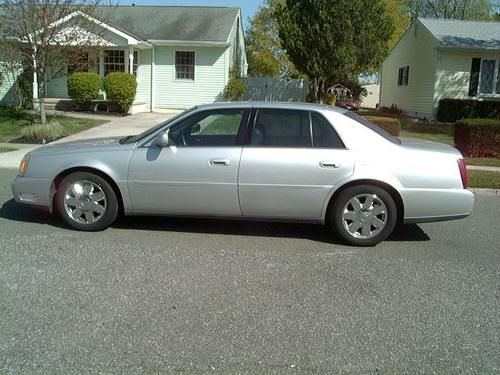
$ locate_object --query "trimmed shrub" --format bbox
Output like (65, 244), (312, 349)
(223, 76), (247, 101)
(454, 118), (500, 158)
(324, 92), (335, 105)
(437, 99), (500, 122)
(104, 72), (137, 113)
(20, 121), (65, 143)
(364, 116), (401, 136)
(67, 72), (101, 108)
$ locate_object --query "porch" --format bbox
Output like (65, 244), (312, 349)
(43, 97), (148, 115)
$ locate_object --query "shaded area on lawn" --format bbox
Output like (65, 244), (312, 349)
(0, 147), (17, 153)
(0, 108), (108, 143)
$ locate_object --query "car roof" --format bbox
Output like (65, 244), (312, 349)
(194, 101), (349, 114)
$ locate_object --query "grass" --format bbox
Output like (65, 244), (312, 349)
(465, 158), (500, 167)
(468, 170), (500, 189)
(0, 107), (108, 143)
(0, 146), (17, 153)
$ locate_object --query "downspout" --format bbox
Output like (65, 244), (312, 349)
(150, 47), (155, 112)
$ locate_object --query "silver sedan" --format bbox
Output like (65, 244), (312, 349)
(11, 102), (474, 246)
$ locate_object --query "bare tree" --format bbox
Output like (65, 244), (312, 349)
(0, 1), (113, 123)
(406, 0), (495, 20)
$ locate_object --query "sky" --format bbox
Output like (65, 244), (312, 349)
(117, 0), (262, 28)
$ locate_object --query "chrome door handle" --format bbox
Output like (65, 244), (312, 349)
(319, 161), (340, 168)
(209, 158), (230, 166)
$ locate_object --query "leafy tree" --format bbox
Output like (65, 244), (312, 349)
(384, 0), (411, 50)
(275, 0), (394, 102)
(406, 0), (495, 20)
(245, 0), (299, 78)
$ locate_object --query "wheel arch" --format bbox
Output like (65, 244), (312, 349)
(51, 167), (125, 215)
(324, 179), (404, 226)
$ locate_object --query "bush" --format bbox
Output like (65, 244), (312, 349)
(364, 116), (401, 136)
(223, 76), (247, 101)
(67, 72), (101, 108)
(324, 92), (335, 105)
(104, 72), (137, 113)
(454, 118), (500, 158)
(20, 121), (65, 143)
(437, 99), (500, 122)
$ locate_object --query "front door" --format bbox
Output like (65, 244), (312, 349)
(127, 108), (249, 216)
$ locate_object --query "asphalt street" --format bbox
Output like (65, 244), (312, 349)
(0, 167), (498, 374)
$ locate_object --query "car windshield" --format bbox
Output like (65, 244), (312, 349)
(345, 111), (401, 145)
(120, 107), (196, 144)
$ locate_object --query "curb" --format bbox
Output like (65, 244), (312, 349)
(470, 188), (500, 196)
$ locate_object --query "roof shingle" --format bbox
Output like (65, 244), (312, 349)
(97, 5), (239, 42)
(419, 17), (500, 50)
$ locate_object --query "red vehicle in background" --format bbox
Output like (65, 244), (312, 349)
(328, 84), (360, 111)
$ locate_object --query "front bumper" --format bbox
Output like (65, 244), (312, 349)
(401, 188), (475, 224)
(11, 175), (52, 209)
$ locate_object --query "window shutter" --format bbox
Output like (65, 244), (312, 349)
(398, 68), (403, 86)
(405, 66), (410, 85)
(468, 58), (481, 97)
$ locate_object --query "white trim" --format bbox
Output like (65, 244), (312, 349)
(149, 40), (229, 48)
(43, 11), (141, 45)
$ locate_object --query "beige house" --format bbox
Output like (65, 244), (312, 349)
(380, 18), (500, 119)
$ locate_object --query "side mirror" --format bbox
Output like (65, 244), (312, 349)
(156, 130), (171, 147)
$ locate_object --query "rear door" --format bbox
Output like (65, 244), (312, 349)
(238, 108), (354, 220)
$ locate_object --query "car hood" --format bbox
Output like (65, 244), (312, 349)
(30, 136), (128, 155)
(399, 138), (462, 157)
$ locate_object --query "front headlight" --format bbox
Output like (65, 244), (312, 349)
(18, 154), (30, 177)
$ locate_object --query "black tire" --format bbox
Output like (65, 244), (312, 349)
(55, 172), (119, 231)
(329, 185), (397, 246)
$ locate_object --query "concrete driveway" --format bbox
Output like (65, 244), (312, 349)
(0, 111), (180, 169)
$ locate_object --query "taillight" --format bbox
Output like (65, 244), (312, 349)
(457, 158), (467, 189)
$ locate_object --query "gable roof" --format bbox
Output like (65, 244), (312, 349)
(419, 17), (500, 51)
(96, 6), (240, 42)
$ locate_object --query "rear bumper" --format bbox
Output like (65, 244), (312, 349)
(11, 175), (52, 209)
(401, 188), (474, 224)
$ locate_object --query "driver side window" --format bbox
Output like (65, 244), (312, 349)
(169, 109), (246, 147)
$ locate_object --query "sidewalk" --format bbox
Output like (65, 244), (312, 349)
(0, 111), (180, 169)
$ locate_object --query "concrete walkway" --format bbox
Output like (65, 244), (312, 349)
(0, 111), (180, 169)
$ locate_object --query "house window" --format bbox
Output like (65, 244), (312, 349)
(477, 58), (500, 95)
(133, 50), (139, 76)
(175, 51), (195, 80)
(104, 50), (125, 75)
(398, 66), (409, 86)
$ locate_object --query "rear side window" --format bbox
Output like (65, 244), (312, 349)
(346, 111), (401, 144)
(251, 109), (311, 147)
(311, 112), (345, 149)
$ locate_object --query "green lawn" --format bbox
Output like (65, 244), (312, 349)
(0, 108), (108, 143)
(468, 170), (500, 189)
(399, 119), (455, 145)
(465, 158), (500, 168)
(0, 146), (17, 153)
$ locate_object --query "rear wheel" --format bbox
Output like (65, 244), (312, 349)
(329, 185), (397, 246)
(55, 172), (118, 231)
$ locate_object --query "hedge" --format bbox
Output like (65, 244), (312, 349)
(104, 72), (137, 113)
(454, 118), (500, 158)
(437, 99), (500, 122)
(67, 72), (101, 108)
(364, 116), (401, 136)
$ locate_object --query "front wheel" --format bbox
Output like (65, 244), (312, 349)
(329, 185), (397, 246)
(55, 172), (119, 231)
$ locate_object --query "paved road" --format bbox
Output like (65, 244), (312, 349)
(0, 168), (498, 374)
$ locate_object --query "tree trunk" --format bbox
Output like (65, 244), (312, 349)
(40, 97), (47, 124)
